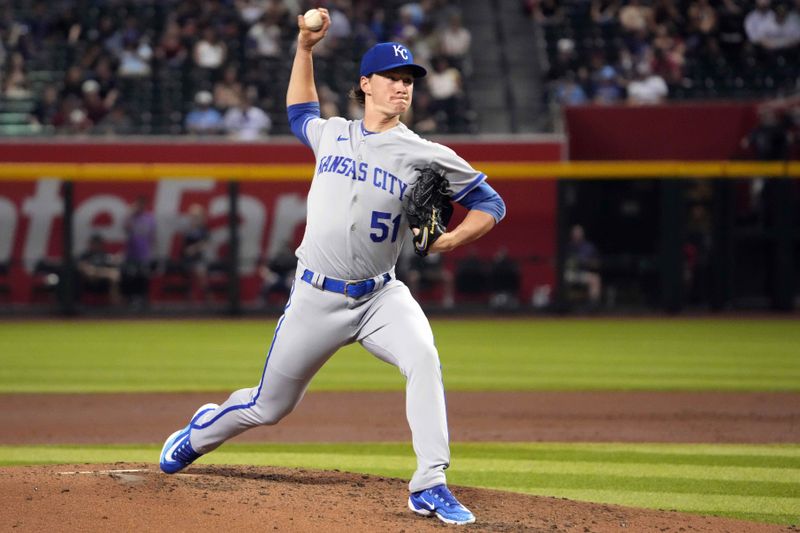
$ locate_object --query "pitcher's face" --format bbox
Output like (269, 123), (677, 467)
(361, 67), (415, 117)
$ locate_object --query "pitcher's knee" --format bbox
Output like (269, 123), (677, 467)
(251, 390), (305, 426)
(401, 344), (441, 375)
(252, 404), (293, 426)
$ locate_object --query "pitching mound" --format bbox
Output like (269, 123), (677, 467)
(2, 463), (792, 532)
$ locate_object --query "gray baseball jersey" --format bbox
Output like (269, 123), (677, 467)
(298, 117), (486, 280)
(186, 116), (486, 493)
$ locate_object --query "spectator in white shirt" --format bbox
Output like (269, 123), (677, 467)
(439, 11), (471, 73)
(745, 0), (776, 45)
(627, 62), (668, 104)
(426, 56), (463, 132)
(327, 6), (353, 40)
(193, 27), (227, 70)
(223, 91), (271, 140)
(118, 38), (153, 78)
(247, 12), (282, 58)
(760, 3), (800, 50)
(236, 0), (268, 25)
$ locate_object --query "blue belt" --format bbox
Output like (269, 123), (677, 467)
(301, 269), (392, 298)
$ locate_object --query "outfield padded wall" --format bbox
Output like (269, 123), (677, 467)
(565, 102), (761, 160)
(0, 140), (563, 304)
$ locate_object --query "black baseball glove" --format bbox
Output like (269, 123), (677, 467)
(402, 166), (453, 257)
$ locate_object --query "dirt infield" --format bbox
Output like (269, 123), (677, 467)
(2, 391), (799, 531)
(1, 464), (794, 532)
(2, 390), (799, 444)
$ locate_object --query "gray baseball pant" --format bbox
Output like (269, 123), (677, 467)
(189, 269), (450, 492)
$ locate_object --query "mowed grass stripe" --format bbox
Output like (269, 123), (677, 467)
(4, 441), (798, 466)
(454, 447), (800, 469)
(511, 487), (800, 517)
(439, 375), (800, 391)
(1, 442), (798, 524)
(179, 442), (800, 459)
(214, 447), (800, 485)
(711, 512), (799, 526)
(459, 460), (798, 484)
(2, 319), (799, 392)
(452, 471), (800, 497)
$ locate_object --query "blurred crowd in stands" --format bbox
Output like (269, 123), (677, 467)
(531, 0), (800, 107)
(3, 0), (799, 137)
(0, 0), (475, 136)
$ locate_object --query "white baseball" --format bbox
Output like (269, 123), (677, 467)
(303, 9), (323, 31)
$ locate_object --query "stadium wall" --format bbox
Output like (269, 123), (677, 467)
(0, 139), (563, 305)
(565, 102), (759, 160)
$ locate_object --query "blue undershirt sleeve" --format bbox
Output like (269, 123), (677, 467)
(455, 181), (506, 224)
(287, 102), (321, 147)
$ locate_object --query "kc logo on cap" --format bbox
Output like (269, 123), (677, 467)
(360, 42), (427, 79)
(392, 44), (409, 60)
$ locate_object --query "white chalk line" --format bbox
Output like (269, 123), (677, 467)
(58, 469), (151, 475)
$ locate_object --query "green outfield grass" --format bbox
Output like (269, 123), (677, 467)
(0, 318), (798, 392)
(2, 318), (798, 526)
(1, 442), (798, 525)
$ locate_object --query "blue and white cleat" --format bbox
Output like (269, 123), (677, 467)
(159, 403), (218, 474)
(408, 484), (476, 525)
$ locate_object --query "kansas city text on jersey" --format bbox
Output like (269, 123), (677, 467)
(316, 154), (410, 200)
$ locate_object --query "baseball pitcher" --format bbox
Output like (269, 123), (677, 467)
(159, 8), (506, 526)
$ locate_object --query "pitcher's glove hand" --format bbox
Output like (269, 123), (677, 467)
(402, 166), (454, 257)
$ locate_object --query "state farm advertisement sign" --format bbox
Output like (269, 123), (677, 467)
(0, 179), (309, 301)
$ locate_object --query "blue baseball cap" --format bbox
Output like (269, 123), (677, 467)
(359, 42), (427, 79)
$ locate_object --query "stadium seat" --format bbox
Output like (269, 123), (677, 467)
(0, 262), (10, 301)
(206, 260), (231, 299)
(158, 260), (192, 300)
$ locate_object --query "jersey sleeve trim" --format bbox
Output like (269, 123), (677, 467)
(287, 102), (321, 147)
(456, 180), (506, 223)
(451, 172), (487, 202)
